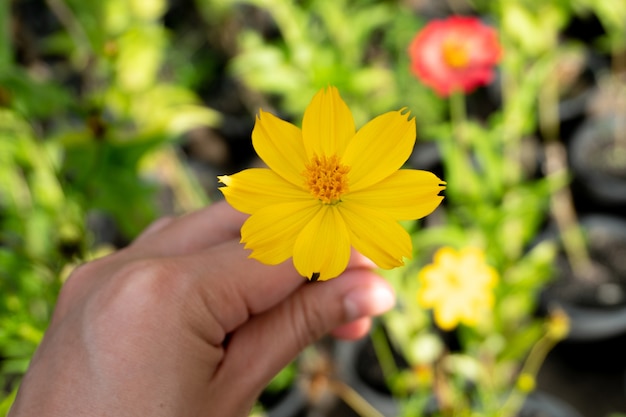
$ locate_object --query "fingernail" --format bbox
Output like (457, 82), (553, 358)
(343, 285), (396, 321)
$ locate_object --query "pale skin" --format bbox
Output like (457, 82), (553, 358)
(9, 200), (396, 417)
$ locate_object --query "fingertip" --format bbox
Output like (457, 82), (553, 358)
(331, 317), (372, 340)
(342, 278), (396, 322)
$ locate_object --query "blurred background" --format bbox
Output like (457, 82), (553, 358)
(0, 0), (625, 416)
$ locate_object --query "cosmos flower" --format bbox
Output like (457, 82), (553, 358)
(408, 16), (501, 97)
(417, 246), (498, 330)
(219, 87), (446, 281)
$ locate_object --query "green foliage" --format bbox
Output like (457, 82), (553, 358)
(0, 110), (73, 401)
(374, 0), (620, 415)
(0, 0), (219, 411)
(1, 0), (623, 415)
(209, 0), (445, 127)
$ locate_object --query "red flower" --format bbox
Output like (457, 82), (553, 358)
(408, 16), (501, 97)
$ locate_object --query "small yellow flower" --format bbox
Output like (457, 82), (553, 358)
(516, 372), (536, 393)
(546, 308), (570, 341)
(417, 247), (498, 330)
(219, 87), (446, 280)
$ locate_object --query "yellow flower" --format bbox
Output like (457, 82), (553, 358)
(417, 247), (498, 330)
(219, 87), (446, 281)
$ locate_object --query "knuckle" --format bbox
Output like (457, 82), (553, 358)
(88, 258), (186, 332)
(112, 258), (181, 305)
(54, 260), (103, 315)
(81, 258), (185, 353)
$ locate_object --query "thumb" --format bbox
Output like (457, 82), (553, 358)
(212, 269), (395, 404)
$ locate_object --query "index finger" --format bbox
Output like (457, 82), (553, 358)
(180, 240), (378, 335)
(130, 200), (248, 257)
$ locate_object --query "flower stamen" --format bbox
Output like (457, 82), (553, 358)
(442, 38), (470, 69)
(303, 154), (350, 204)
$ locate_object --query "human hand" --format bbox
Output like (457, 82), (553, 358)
(9, 201), (395, 417)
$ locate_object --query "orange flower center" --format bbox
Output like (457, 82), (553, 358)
(303, 155), (350, 204)
(442, 38), (469, 69)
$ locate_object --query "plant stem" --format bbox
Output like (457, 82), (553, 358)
(370, 325), (399, 389)
(446, 90), (481, 201)
(499, 51), (523, 187)
(328, 380), (386, 417)
(539, 60), (592, 279)
(45, 0), (92, 68)
(499, 329), (560, 417)
(449, 90), (467, 146)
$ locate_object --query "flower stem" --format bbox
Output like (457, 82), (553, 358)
(45, 0), (93, 68)
(539, 62), (592, 279)
(499, 53), (523, 187)
(370, 325), (399, 388)
(499, 322), (563, 417)
(328, 380), (386, 417)
(449, 90), (467, 146)
(446, 90), (480, 201)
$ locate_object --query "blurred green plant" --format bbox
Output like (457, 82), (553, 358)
(194, 0), (445, 129)
(0, 110), (76, 400)
(226, 0), (398, 124)
(367, 1), (590, 416)
(0, 0), (219, 411)
(1, 0), (623, 415)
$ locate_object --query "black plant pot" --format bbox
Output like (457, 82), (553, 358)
(519, 392), (584, 417)
(554, 50), (605, 126)
(259, 384), (307, 417)
(334, 337), (399, 417)
(335, 336), (583, 417)
(570, 116), (626, 211)
(539, 215), (626, 370)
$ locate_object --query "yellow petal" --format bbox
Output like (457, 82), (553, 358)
(343, 110), (416, 192)
(241, 200), (321, 265)
(434, 246), (459, 269)
(339, 202), (412, 269)
(417, 286), (437, 308)
(436, 298), (462, 330)
(302, 86), (355, 158)
(252, 110), (308, 186)
(293, 206), (351, 280)
(218, 168), (310, 214)
(346, 170), (445, 220)
(419, 265), (446, 289)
